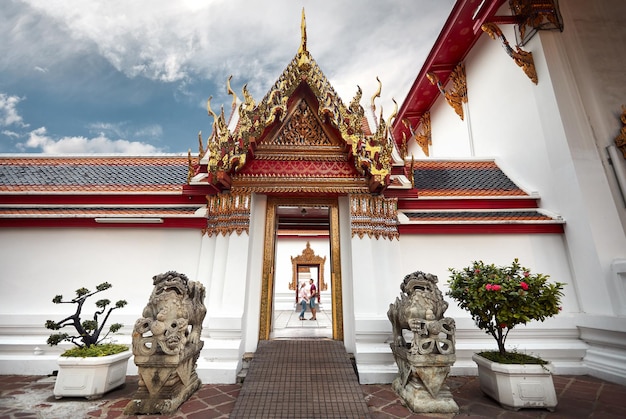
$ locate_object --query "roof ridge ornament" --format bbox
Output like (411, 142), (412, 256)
(297, 8), (311, 70)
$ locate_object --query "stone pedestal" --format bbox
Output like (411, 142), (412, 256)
(390, 344), (459, 413)
(124, 343), (203, 415)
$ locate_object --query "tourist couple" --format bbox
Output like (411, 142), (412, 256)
(298, 279), (317, 320)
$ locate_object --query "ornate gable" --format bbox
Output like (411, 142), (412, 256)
(234, 88), (367, 195)
(195, 10), (395, 195)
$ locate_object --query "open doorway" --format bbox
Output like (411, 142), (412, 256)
(273, 238), (331, 338)
(258, 197), (343, 341)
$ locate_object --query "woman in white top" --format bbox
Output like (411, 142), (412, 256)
(298, 282), (309, 320)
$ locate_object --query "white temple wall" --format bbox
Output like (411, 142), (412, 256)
(241, 193), (266, 354)
(395, 234), (579, 316)
(0, 227), (204, 375)
(0, 228), (202, 320)
(338, 195), (357, 354)
(440, 1), (626, 318)
(353, 232), (588, 383)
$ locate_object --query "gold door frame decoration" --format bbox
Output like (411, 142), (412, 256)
(290, 242), (327, 294)
(259, 196), (343, 341)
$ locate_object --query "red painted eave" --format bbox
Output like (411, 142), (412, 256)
(392, 0), (507, 143)
(399, 223), (564, 235)
(397, 197), (538, 210)
(0, 193), (206, 205)
(0, 217), (207, 229)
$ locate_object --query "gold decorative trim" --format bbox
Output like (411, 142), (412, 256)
(399, 132), (408, 160)
(290, 242), (327, 292)
(205, 191), (251, 237)
(615, 105), (626, 158)
(186, 133), (206, 184)
(329, 203), (343, 340)
(415, 112), (431, 157)
(509, 0), (563, 46)
(259, 201), (277, 341)
(251, 153), (349, 162)
(427, 63), (467, 120)
(481, 23), (538, 84)
(350, 195), (399, 240)
(259, 197), (343, 341)
(404, 113), (431, 157)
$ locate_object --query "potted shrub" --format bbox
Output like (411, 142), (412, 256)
(447, 259), (565, 411)
(45, 282), (131, 399)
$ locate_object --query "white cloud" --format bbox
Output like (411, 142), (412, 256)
(23, 127), (162, 154)
(17, 0), (454, 112)
(87, 122), (163, 141)
(0, 93), (27, 127)
(2, 130), (21, 138)
(3, 1), (455, 154)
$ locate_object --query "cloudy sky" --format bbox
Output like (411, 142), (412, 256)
(0, 0), (454, 155)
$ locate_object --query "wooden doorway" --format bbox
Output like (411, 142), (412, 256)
(291, 242), (327, 305)
(259, 196), (343, 341)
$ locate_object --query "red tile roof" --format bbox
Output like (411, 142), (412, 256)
(0, 155), (563, 233)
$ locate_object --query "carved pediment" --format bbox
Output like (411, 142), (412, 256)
(254, 94), (346, 162)
(266, 99), (336, 148)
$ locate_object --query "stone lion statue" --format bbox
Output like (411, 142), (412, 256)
(387, 270), (449, 347)
(125, 271), (207, 415)
(133, 271), (206, 357)
(387, 270), (458, 413)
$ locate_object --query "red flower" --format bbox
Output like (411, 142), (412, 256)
(491, 284), (502, 291)
(523, 271), (530, 277)
(520, 281), (529, 290)
(485, 284), (492, 291)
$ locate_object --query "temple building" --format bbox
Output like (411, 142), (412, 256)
(1, 0), (625, 386)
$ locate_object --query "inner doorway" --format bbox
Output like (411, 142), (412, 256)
(259, 197), (343, 341)
(273, 238), (330, 338)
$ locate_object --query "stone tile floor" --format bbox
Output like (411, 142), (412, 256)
(1, 372), (625, 418)
(2, 311), (625, 418)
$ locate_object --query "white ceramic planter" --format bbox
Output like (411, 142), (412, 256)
(472, 353), (557, 411)
(53, 350), (132, 399)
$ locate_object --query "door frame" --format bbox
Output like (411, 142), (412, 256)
(258, 196), (343, 340)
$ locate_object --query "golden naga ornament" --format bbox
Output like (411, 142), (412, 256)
(402, 112), (431, 157)
(427, 63), (467, 120)
(615, 105), (626, 159)
(481, 23), (538, 84)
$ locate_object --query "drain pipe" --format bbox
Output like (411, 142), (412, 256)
(607, 145), (626, 206)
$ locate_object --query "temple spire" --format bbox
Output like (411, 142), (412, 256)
(298, 8), (307, 55)
(297, 8), (311, 70)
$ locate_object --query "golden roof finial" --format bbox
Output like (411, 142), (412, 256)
(371, 77), (382, 130)
(297, 8), (311, 70)
(298, 8), (307, 55)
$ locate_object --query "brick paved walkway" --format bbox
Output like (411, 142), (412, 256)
(1, 339), (626, 418)
(230, 339), (370, 418)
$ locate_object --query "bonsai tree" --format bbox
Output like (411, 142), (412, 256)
(447, 259), (564, 363)
(45, 282), (128, 356)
